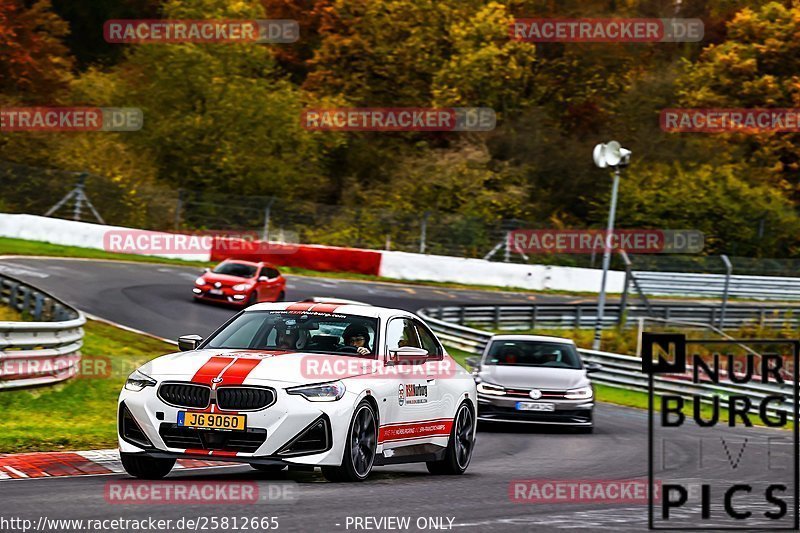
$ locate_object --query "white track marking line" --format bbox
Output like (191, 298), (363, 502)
(5, 466), (29, 478)
(76, 449), (125, 473)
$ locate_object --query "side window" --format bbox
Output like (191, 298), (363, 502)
(385, 318), (421, 351)
(265, 268), (280, 279)
(414, 321), (441, 356)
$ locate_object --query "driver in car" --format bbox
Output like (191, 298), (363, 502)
(342, 324), (371, 356)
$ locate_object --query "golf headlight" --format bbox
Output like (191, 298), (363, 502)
(564, 386), (593, 400)
(477, 382), (506, 396)
(232, 283), (252, 291)
(125, 369), (156, 392)
(195, 277), (206, 285)
(287, 381), (346, 402)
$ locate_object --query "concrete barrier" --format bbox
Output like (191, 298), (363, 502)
(0, 213), (627, 292)
(378, 250), (626, 293)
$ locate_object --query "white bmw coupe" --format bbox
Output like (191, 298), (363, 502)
(118, 301), (477, 482)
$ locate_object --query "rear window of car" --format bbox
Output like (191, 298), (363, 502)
(212, 262), (257, 278)
(485, 340), (581, 369)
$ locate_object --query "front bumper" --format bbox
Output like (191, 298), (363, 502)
(477, 392), (594, 426)
(193, 287), (250, 305)
(118, 381), (356, 466)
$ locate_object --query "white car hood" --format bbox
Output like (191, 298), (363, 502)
(139, 349), (378, 386)
(478, 365), (588, 390)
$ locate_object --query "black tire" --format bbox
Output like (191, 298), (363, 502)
(321, 401), (377, 482)
(250, 463), (287, 473)
(574, 426), (594, 434)
(247, 292), (258, 306)
(426, 402), (475, 475)
(120, 453), (175, 479)
(277, 291), (286, 302)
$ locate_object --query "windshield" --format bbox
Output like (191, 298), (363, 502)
(204, 311), (379, 357)
(212, 262), (257, 278)
(485, 340), (582, 369)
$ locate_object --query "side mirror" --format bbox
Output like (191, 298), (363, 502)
(388, 346), (428, 365)
(203, 268), (210, 273)
(465, 356), (481, 371)
(178, 334), (203, 351)
(585, 362), (602, 374)
(258, 276), (270, 282)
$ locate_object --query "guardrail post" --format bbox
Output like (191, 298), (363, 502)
(459, 307), (466, 325)
(530, 306), (538, 330)
(494, 307), (501, 330)
(719, 255), (732, 329)
(618, 251), (631, 326)
(575, 306), (582, 328)
(33, 293), (44, 320)
(9, 282), (19, 311)
(21, 286), (31, 315)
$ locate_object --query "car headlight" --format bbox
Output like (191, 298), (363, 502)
(195, 277), (206, 285)
(232, 283), (252, 291)
(125, 369), (156, 392)
(477, 382), (506, 396)
(564, 386), (593, 400)
(286, 381), (346, 402)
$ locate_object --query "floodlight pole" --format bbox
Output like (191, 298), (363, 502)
(592, 167), (621, 351)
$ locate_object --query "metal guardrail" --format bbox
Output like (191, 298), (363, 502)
(0, 273), (85, 389)
(632, 270), (800, 301)
(419, 309), (795, 417)
(425, 303), (800, 331)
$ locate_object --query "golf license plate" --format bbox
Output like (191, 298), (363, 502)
(177, 411), (246, 431)
(515, 402), (555, 412)
(208, 289), (223, 295)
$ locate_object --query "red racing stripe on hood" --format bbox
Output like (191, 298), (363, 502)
(191, 357), (235, 385)
(217, 357), (261, 385)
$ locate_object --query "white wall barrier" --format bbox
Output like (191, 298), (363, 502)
(0, 214), (210, 262)
(378, 250), (626, 293)
(0, 213), (625, 292)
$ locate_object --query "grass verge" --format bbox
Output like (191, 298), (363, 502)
(0, 319), (171, 453)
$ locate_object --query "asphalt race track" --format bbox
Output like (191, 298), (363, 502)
(0, 257), (592, 340)
(0, 257), (793, 532)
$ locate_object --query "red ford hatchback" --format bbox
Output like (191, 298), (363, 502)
(192, 259), (286, 306)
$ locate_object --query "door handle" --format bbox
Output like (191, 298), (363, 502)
(427, 378), (436, 383)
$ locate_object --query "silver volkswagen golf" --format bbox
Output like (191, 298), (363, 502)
(467, 335), (601, 433)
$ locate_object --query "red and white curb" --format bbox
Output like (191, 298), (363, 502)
(0, 449), (233, 480)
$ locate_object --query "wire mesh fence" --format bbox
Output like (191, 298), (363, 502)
(4, 161), (800, 276)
